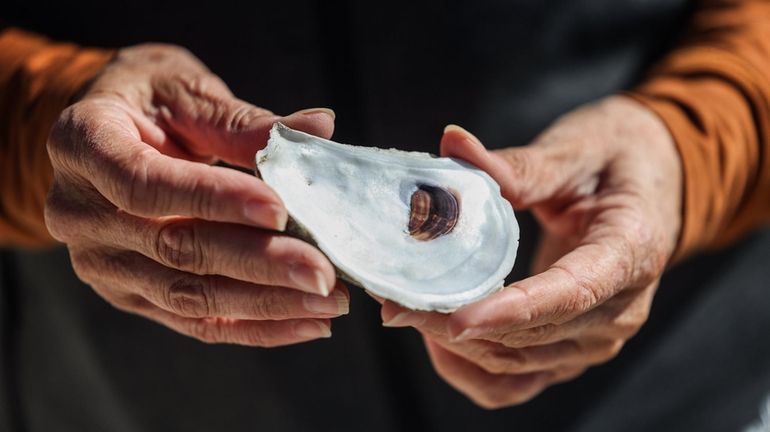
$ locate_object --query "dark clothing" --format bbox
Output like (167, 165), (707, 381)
(2, 1), (769, 431)
(2, 233), (770, 432)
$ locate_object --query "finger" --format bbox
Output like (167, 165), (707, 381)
(144, 218), (336, 295)
(423, 338), (552, 409)
(45, 182), (338, 296)
(447, 208), (645, 340)
(381, 300), (575, 350)
(379, 298), (567, 348)
(382, 240), (650, 350)
(480, 284), (655, 348)
(130, 296), (333, 347)
(440, 124), (603, 208)
(427, 336), (620, 375)
(152, 73), (335, 167)
(55, 101), (289, 230)
(126, 213), (335, 295)
(479, 320), (584, 349)
(71, 247), (348, 319)
(383, 293), (628, 351)
(381, 300), (571, 351)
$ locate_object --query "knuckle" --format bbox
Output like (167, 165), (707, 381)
(612, 231), (638, 287)
(46, 107), (74, 165)
(44, 176), (116, 244)
(164, 276), (215, 317)
(189, 176), (215, 221)
(612, 211), (665, 288)
(182, 73), (232, 101)
(155, 221), (207, 273)
(612, 307), (648, 339)
(185, 73), (218, 92)
(648, 247), (669, 280)
(223, 103), (264, 133)
(47, 102), (99, 176)
(47, 104), (82, 153)
(551, 265), (600, 320)
(593, 340), (624, 363)
(476, 349), (506, 374)
(44, 181), (75, 242)
(117, 149), (158, 214)
(497, 149), (537, 204)
(501, 325), (555, 348)
(572, 279), (600, 315)
(242, 326), (271, 347)
(637, 231), (669, 284)
(477, 348), (524, 374)
(251, 289), (290, 319)
(501, 149), (533, 182)
(565, 339), (586, 357)
(68, 248), (99, 285)
(175, 73), (268, 135)
(168, 73), (264, 138)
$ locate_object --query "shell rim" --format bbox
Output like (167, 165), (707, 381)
(256, 122), (519, 312)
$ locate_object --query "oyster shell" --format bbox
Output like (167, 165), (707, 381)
(256, 123), (518, 312)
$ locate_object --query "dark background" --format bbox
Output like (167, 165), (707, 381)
(2, 1), (770, 431)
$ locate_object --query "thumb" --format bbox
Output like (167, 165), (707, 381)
(153, 74), (335, 167)
(440, 124), (596, 208)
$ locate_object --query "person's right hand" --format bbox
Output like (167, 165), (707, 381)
(44, 44), (348, 347)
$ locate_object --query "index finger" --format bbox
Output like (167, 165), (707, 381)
(54, 102), (287, 229)
(448, 208), (645, 341)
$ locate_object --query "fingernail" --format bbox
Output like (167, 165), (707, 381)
(294, 107), (336, 120)
(303, 290), (349, 315)
(450, 327), (486, 342)
(383, 311), (425, 328)
(444, 124), (465, 134)
(293, 320), (331, 339)
(444, 124), (483, 146)
(243, 201), (288, 231)
(289, 265), (330, 296)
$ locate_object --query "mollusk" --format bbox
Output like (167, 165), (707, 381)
(256, 123), (519, 312)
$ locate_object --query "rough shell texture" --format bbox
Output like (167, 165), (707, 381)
(256, 123), (519, 312)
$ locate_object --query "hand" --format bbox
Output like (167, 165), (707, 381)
(45, 44), (348, 347)
(381, 96), (682, 408)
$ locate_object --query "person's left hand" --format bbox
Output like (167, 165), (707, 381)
(379, 96), (682, 408)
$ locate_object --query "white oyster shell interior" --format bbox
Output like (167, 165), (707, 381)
(256, 123), (519, 312)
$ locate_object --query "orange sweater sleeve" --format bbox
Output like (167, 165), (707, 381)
(0, 28), (114, 248)
(627, 0), (770, 260)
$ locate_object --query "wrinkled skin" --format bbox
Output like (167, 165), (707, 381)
(381, 96), (682, 409)
(44, 42), (681, 404)
(45, 44), (349, 347)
